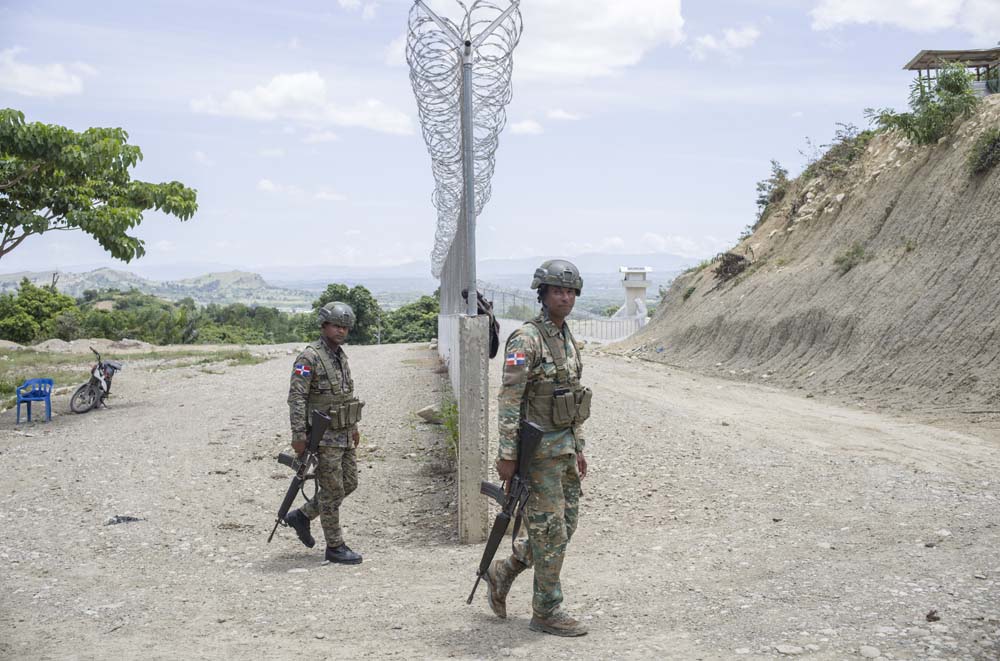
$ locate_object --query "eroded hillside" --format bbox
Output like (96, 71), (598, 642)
(624, 96), (1000, 417)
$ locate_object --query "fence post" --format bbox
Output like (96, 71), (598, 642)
(457, 314), (489, 543)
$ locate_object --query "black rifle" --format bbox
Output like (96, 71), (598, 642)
(466, 420), (544, 604)
(266, 409), (332, 543)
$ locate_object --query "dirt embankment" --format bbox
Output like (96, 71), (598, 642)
(623, 97), (1000, 425)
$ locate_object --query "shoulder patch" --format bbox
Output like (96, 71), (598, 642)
(294, 363), (312, 376)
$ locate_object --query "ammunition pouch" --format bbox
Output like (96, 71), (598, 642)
(328, 398), (364, 430)
(525, 384), (591, 431)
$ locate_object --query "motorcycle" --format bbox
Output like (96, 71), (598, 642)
(70, 347), (123, 414)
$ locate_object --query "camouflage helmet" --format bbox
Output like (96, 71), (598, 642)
(530, 259), (583, 294)
(318, 301), (356, 329)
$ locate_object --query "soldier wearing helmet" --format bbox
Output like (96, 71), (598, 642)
(482, 259), (593, 637)
(283, 301), (365, 565)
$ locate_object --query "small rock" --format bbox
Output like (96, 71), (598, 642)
(734, 648), (750, 655)
(416, 405), (443, 424)
(287, 568), (308, 573)
(315, 633), (325, 639)
(859, 645), (880, 658)
(935, 529), (951, 537)
(776, 644), (804, 655)
(217, 618), (227, 624)
(973, 573), (986, 579)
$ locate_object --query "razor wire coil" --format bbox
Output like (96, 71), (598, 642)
(406, 1), (522, 277)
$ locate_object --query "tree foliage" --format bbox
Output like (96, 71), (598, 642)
(865, 62), (979, 145)
(0, 280), (446, 347)
(381, 296), (439, 343)
(0, 109), (198, 261)
(313, 283), (382, 344)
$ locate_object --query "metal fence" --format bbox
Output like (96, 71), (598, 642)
(480, 280), (645, 343)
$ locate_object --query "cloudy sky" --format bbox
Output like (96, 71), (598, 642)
(1, 0), (997, 277)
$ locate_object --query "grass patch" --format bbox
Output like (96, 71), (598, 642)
(968, 127), (1000, 175)
(834, 242), (867, 274)
(0, 351), (93, 402)
(682, 286), (696, 301)
(440, 396), (459, 462)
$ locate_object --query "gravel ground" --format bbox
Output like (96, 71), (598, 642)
(0, 342), (997, 660)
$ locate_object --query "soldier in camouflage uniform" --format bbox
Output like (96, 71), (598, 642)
(484, 259), (592, 637)
(284, 301), (365, 564)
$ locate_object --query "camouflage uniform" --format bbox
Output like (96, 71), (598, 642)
(287, 338), (362, 548)
(494, 310), (590, 618)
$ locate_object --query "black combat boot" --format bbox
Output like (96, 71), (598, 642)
(325, 543), (362, 565)
(284, 509), (315, 548)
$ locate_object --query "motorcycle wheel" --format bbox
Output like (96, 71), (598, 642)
(70, 383), (99, 413)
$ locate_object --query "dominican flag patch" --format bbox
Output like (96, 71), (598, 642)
(294, 364), (312, 376)
(505, 352), (526, 367)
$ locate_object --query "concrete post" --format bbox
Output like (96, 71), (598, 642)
(457, 314), (489, 543)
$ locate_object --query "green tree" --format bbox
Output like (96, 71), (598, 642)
(313, 283), (382, 344)
(382, 296), (439, 343)
(865, 62), (978, 145)
(0, 109), (198, 261)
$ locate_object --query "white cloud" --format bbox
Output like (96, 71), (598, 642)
(259, 178), (346, 202)
(193, 150), (215, 166)
(810, 0), (1000, 42)
(640, 232), (728, 258)
(315, 189), (347, 202)
(517, 0), (685, 80)
(384, 33), (406, 67)
(259, 148), (285, 158)
(191, 71), (413, 135)
(689, 26), (761, 60)
(567, 235), (628, 254)
(418, 0), (684, 81)
(257, 178), (303, 197)
(510, 119), (544, 135)
(303, 130), (340, 143)
(547, 109), (582, 121)
(0, 48), (95, 97)
(288, 37), (301, 50)
(339, 0), (378, 20)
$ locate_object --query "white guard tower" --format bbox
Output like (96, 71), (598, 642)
(616, 266), (652, 325)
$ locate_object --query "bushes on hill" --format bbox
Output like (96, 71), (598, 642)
(968, 127), (1000, 175)
(865, 62), (978, 145)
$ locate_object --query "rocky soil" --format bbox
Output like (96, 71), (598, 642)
(1, 341), (998, 659)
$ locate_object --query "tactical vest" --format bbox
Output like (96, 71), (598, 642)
(522, 318), (592, 432)
(305, 340), (364, 431)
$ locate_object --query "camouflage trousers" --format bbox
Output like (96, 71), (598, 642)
(301, 446), (358, 547)
(503, 453), (581, 617)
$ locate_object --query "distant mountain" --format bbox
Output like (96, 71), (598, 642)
(0, 268), (315, 311)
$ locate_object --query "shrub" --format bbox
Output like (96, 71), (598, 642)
(865, 62), (978, 145)
(755, 159), (789, 223)
(968, 127), (1000, 175)
(834, 242), (866, 274)
(801, 123), (875, 181)
(682, 286), (696, 301)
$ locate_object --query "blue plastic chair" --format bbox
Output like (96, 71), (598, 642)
(16, 378), (53, 423)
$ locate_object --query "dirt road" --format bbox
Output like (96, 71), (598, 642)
(1, 343), (997, 660)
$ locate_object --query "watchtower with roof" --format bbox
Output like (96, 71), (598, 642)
(904, 47), (1000, 96)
